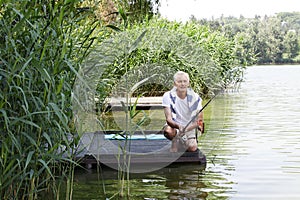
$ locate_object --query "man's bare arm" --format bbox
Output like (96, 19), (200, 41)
(163, 107), (181, 129)
(164, 107), (204, 133)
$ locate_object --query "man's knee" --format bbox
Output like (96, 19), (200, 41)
(187, 145), (198, 152)
(163, 126), (176, 140)
(186, 139), (198, 152)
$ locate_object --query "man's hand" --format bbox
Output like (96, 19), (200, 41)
(179, 125), (184, 133)
(198, 120), (204, 133)
(177, 125), (187, 143)
(178, 125), (186, 137)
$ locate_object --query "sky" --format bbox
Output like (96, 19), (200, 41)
(158, 0), (300, 22)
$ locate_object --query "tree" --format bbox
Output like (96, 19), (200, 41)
(92, 0), (160, 26)
(283, 30), (299, 59)
(255, 17), (284, 63)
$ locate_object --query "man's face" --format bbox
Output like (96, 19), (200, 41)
(174, 75), (189, 92)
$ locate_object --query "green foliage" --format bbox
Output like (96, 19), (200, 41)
(146, 18), (245, 82)
(117, 0), (159, 24)
(197, 12), (300, 64)
(94, 17), (245, 111)
(0, 0), (100, 199)
(0, 0), (250, 198)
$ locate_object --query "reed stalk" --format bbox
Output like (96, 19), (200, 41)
(0, 0), (100, 199)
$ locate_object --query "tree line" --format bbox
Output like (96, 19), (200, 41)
(193, 12), (300, 64)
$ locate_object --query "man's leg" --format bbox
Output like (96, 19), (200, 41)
(185, 138), (198, 152)
(184, 130), (198, 152)
(163, 125), (179, 152)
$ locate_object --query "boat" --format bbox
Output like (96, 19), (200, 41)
(75, 130), (207, 171)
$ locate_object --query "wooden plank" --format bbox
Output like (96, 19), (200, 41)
(105, 104), (163, 111)
(96, 130), (164, 135)
(103, 97), (164, 111)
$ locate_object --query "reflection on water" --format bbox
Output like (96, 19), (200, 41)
(74, 164), (208, 199)
(73, 65), (300, 199)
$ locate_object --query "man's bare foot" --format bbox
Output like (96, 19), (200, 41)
(170, 147), (178, 152)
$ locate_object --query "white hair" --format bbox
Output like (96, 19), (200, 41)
(173, 71), (190, 82)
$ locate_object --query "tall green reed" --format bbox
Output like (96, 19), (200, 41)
(105, 30), (150, 199)
(0, 1), (100, 199)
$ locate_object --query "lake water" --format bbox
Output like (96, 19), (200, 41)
(73, 65), (300, 199)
